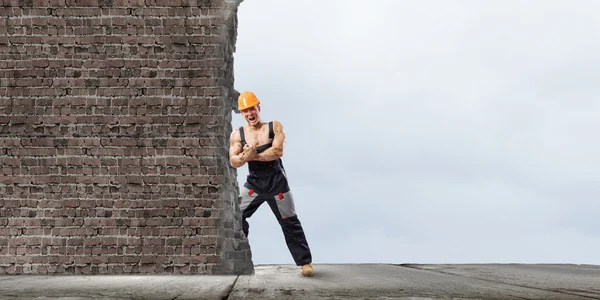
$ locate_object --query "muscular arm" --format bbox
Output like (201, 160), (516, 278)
(229, 130), (249, 168)
(250, 120), (286, 162)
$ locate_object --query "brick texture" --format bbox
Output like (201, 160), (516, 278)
(0, 0), (253, 275)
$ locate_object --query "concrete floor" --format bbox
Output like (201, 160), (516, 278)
(1, 264), (599, 299)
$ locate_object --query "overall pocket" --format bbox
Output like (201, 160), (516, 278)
(274, 190), (296, 219)
(239, 185), (258, 212)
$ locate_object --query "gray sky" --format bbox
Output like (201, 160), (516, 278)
(230, 0), (600, 265)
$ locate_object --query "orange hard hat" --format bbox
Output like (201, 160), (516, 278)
(238, 91), (260, 111)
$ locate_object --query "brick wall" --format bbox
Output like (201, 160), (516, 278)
(0, 0), (253, 275)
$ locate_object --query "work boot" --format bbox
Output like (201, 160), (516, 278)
(301, 264), (313, 277)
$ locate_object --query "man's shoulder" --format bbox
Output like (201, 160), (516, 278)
(232, 123), (248, 132)
(229, 126), (242, 140)
(269, 120), (283, 130)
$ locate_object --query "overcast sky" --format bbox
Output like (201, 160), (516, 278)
(230, 0), (600, 265)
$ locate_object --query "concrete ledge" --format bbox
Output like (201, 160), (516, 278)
(0, 274), (237, 300)
(1, 264), (599, 299)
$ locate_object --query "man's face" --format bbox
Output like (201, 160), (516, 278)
(241, 105), (260, 125)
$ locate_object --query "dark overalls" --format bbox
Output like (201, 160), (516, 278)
(238, 121), (312, 266)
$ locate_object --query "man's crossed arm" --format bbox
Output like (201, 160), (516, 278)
(229, 121), (286, 168)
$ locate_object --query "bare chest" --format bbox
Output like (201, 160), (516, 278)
(243, 125), (271, 146)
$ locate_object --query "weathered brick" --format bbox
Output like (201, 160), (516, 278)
(0, 0), (251, 276)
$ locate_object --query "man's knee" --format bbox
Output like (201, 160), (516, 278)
(242, 210), (253, 219)
(242, 219), (249, 236)
(278, 215), (302, 229)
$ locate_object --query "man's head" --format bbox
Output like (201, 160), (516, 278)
(238, 91), (261, 126)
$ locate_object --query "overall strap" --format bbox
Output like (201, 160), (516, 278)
(239, 126), (246, 147)
(254, 121), (275, 154)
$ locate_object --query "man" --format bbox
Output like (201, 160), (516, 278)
(229, 91), (314, 277)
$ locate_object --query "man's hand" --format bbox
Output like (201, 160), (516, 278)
(241, 144), (257, 161)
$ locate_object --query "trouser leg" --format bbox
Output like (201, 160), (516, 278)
(239, 185), (264, 237)
(266, 190), (312, 266)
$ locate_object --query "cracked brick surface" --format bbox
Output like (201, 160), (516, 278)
(0, 0), (252, 275)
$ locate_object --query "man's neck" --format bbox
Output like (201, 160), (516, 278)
(248, 120), (265, 131)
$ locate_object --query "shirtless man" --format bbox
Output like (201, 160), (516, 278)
(229, 91), (314, 277)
